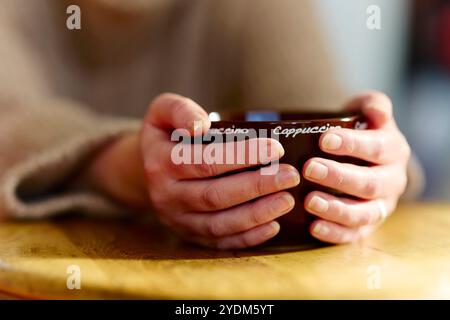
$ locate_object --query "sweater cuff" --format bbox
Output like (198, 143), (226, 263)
(0, 119), (141, 219)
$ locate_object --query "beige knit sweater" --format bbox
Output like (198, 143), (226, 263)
(0, 0), (420, 219)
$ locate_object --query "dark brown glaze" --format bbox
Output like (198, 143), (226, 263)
(206, 111), (368, 247)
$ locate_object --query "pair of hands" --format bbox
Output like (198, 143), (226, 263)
(88, 91), (411, 249)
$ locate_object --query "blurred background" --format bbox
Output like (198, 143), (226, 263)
(315, 0), (450, 200)
(3, 0), (447, 201)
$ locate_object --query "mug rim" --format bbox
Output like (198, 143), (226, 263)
(208, 110), (363, 125)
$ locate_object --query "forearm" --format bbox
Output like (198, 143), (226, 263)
(0, 96), (142, 219)
(0, 2), (145, 218)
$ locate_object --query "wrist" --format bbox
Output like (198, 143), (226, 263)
(86, 132), (149, 210)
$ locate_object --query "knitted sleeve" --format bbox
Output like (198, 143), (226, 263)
(0, 1), (141, 219)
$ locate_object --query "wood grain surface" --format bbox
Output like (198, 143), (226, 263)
(0, 203), (449, 299)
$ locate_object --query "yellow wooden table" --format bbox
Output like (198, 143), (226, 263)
(0, 203), (449, 299)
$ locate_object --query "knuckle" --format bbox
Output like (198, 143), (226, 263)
(255, 176), (267, 195)
(249, 204), (265, 226)
(206, 217), (223, 237)
(201, 184), (223, 210)
(372, 138), (385, 162)
(333, 165), (345, 189)
(334, 201), (348, 222)
(362, 175), (381, 199)
(345, 132), (357, 154)
(196, 163), (217, 178)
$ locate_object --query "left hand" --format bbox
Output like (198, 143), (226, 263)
(303, 91), (411, 244)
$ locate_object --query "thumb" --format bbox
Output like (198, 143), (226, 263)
(145, 93), (211, 135)
(344, 91), (393, 129)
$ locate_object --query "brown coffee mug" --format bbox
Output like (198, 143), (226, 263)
(206, 110), (368, 247)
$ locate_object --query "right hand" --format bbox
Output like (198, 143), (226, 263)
(140, 93), (301, 249)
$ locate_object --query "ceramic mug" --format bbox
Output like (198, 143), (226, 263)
(205, 110), (368, 246)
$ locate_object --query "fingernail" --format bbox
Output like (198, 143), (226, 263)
(312, 223), (329, 236)
(304, 161), (328, 180)
(190, 118), (207, 133)
(271, 140), (285, 158)
(260, 140), (285, 163)
(276, 168), (300, 189)
(268, 221), (280, 235)
(307, 196), (329, 213)
(274, 194), (295, 212)
(322, 133), (342, 150)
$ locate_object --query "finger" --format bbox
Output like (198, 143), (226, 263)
(145, 93), (211, 135)
(141, 130), (285, 180)
(303, 158), (406, 200)
(344, 90), (393, 129)
(175, 164), (300, 211)
(310, 220), (375, 244)
(304, 191), (392, 228)
(168, 138), (285, 179)
(192, 221), (281, 250)
(143, 138), (284, 180)
(319, 127), (408, 164)
(216, 221), (280, 249)
(175, 192), (294, 238)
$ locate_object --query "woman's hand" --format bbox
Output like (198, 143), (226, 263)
(90, 93), (300, 249)
(139, 93), (302, 249)
(304, 91), (411, 243)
